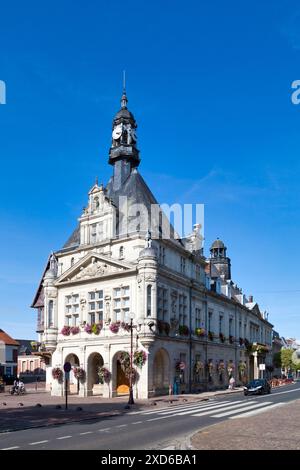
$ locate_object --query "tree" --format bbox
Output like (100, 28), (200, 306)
(280, 349), (293, 375)
(273, 352), (281, 369)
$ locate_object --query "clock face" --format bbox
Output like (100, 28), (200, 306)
(112, 125), (122, 140)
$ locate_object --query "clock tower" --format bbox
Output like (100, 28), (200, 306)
(108, 88), (140, 189)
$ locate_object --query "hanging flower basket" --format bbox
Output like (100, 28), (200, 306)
(208, 331), (214, 341)
(84, 323), (102, 335)
(157, 320), (170, 335)
(133, 350), (147, 368)
(118, 351), (130, 371)
(194, 361), (204, 374)
(97, 366), (111, 384)
(120, 322), (131, 332)
(61, 326), (71, 336)
(73, 367), (85, 381)
(52, 367), (63, 381)
(207, 361), (214, 373)
(218, 361), (225, 372)
(219, 332), (225, 343)
(179, 325), (189, 336)
(195, 327), (206, 337)
(70, 326), (80, 335)
(109, 322), (120, 334)
(125, 366), (139, 384)
(176, 361), (186, 372)
(238, 362), (247, 375)
(227, 362), (235, 374)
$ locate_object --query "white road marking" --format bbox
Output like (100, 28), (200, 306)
(212, 401), (272, 418)
(172, 401), (244, 416)
(192, 401), (257, 417)
(98, 428), (111, 432)
(130, 400), (217, 415)
(79, 431), (93, 435)
(132, 421), (143, 424)
(29, 440), (49, 446)
(116, 424), (127, 428)
(146, 416), (171, 422)
(259, 388), (300, 398)
(57, 435), (72, 440)
(150, 401), (232, 416)
(1, 446), (20, 450)
(230, 402), (284, 419)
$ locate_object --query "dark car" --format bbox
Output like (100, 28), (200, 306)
(244, 378), (271, 396)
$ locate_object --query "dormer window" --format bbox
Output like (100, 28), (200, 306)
(90, 224), (97, 244)
(94, 196), (99, 210)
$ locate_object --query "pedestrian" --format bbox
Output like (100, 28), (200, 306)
(228, 375), (235, 390)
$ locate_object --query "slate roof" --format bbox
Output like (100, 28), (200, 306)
(16, 339), (35, 355)
(62, 169), (179, 249)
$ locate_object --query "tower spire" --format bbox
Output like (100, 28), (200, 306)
(121, 70), (128, 108)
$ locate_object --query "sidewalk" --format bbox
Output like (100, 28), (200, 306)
(190, 398), (300, 450)
(0, 387), (243, 433)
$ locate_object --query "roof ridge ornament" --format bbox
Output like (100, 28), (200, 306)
(121, 70), (128, 109)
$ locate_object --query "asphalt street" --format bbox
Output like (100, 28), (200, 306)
(1, 382), (299, 450)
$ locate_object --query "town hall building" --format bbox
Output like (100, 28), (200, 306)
(31, 88), (273, 398)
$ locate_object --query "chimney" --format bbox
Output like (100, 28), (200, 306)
(248, 295), (253, 303)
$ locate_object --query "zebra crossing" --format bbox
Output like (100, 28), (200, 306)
(130, 398), (280, 421)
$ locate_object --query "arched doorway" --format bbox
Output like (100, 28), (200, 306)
(87, 352), (104, 396)
(64, 353), (80, 395)
(113, 351), (130, 396)
(153, 348), (170, 396)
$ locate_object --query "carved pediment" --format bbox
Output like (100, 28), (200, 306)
(74, 259), (124, 280)
(56, 252), (134, 285)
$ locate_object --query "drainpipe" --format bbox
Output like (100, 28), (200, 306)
(189, 283), (193, 393)
(204, 292), (208, 391)
(234, 304), (237, 382)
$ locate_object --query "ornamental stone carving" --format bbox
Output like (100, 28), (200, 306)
(145, 274), (157, 282)
(74, 260), (123, 280)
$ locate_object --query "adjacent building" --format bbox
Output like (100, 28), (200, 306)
(31, 89), (273, 398)
(0, 329), (19, 381)
(17, 339), (46, 381)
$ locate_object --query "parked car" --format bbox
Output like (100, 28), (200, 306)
(244, 378), (271, 396)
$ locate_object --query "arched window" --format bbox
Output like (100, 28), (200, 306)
(119, 246), (124, 259)
(71, 257), (75, 267)
(147, 285), (152, 317)
(48, 300), (54, 327)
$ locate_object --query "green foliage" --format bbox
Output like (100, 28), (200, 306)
(273, 352), (281, 368)
(281, 349), (293, 370)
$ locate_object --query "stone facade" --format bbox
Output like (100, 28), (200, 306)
(31, 90), (273, 398)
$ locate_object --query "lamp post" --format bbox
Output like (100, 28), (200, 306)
(127, 312), (135, 405)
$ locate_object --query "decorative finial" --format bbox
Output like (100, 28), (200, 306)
(123, 70), (126, 93)
(95, 176), (98, 186)
(121, 70), (128, 109)
(145, 230), (152, 248)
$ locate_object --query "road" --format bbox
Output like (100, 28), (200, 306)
(1, 382), (299, 450)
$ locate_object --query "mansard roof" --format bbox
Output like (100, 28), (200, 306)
(62, 225), (80, 250)
(61, 169), (180, 250)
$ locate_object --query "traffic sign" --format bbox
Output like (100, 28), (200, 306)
(259, 364), (266, 370)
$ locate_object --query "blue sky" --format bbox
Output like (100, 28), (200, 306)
(0, 0), (299, 339)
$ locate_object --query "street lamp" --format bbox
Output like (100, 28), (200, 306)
(126, 312), (135, 405)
